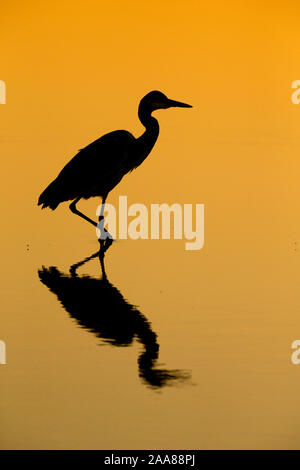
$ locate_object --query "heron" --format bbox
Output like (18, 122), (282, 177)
(38, 90), (192, 252)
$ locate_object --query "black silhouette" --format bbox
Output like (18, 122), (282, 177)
(38, 91), (192, 252)
(38, 251), (190, 389)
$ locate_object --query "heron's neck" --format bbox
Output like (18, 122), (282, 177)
(137, 104), (159, 150)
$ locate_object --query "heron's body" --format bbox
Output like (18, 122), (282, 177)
(39, 130), (141, 209)
(38, 91), (191, 246)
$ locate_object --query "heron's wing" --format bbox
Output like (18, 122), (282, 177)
(38, 130), (136, 208)
(56, 130), (136, 188)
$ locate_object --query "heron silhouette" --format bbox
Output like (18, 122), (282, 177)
(38, 91), (192, 252)
(38, 251), (190, 388)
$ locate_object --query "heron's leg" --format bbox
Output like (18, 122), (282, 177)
(69, 250), (100, 277)
(69, 249), (107, 280)
(69, 197), (97, 227)
(97, 195), (113, 254)
(99, 195), (107, 220)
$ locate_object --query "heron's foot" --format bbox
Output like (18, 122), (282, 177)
(99, 234), (113, 255)
(97, 217), (113, 254)
(97, 220), (113, 254)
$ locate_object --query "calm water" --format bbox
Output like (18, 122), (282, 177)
(2, 0), (300, 448)
(1, 196), (300, 449)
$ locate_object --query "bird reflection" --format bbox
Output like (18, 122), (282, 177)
(38, 251), (190, 389)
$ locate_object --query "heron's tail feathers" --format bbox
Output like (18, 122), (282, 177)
(38, 179), (61, 210)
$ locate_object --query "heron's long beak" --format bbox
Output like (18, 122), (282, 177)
(167, 99), (192, 108)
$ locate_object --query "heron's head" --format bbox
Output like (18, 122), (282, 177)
(140, 91), (192, 112)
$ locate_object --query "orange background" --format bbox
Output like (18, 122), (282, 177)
(1, 0), (300, 449)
